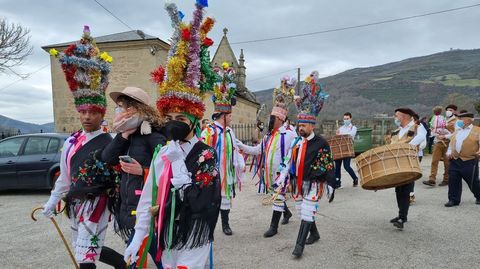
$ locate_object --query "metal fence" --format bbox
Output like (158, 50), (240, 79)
(1, 131), (22, 140)
(230, 123), (262, 145)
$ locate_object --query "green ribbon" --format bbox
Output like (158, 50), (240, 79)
(183, 112), (201, 138)
(138, 144), (162, 268)
(167, 187), (176, 255)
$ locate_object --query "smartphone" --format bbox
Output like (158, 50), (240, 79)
(119, 155), (134, 163)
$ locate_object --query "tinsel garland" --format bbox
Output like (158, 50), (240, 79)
(51, 26), (112, 112)
(156, 94), (205, 119)
(295, 71), (329, 117)
(212, 63), (236, 106)
(165, 2), (182, 60)
(61, 64), (78, 91)
(150, 66), (165, 85)
(184, 3), (204, 88)
(76, 104), (106, 114)
(74, 95), (107, 106)
(200, 17), (214, 41)
(199, 46), (215, 93)
(59, 55), (111, 74)
(72, 88), (105, 98)
(154, 0), (214, 120)
(272, 76), (296, 110)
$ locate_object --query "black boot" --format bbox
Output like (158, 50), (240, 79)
(305, 221), (320, 245)
(221, 209), (233, 235)
(264, 211), (282, 237)
(99, 246), (127, 269)
(292, 220), (312, 258)
(281, 203), (292, 225)
(79, 263), (96, 269)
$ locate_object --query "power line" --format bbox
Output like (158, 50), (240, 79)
(231, 3), (480, 45)
(249, 68), (297, 82)
(0, 64), (50, 92)
(92, 0), (134, 31)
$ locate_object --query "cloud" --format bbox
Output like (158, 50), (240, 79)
(0, 0), (479, 123)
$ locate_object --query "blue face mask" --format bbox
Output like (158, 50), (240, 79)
(394, 119), (401, 127)
(343, 119), (351, 126)
(456, 120), (464, 129)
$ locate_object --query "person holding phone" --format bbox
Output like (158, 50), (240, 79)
(100, 86), (166, 268)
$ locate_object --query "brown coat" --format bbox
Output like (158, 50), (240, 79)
(449, 125), (480, 161)
(390, 124), (418, 145)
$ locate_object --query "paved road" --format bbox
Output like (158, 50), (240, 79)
(1, 155), (479, 268)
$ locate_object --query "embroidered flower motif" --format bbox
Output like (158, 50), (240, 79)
(194, 148), (218, 188)
(72, 150), (121, 191)
(311, 147), (334, 172)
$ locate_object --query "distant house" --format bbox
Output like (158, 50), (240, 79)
(42, 29), (259, 133)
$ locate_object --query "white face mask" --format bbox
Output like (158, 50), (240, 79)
(112, 114), (143, 133)
(446, 111), (453, 118)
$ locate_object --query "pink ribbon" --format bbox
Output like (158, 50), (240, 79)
(155, 155), (172, 262)
(67, 134), (86, 179)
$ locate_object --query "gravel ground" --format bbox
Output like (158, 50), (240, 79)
(1, 155), (479, 269)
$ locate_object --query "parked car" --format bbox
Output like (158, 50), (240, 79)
(0, 133), (69, 190)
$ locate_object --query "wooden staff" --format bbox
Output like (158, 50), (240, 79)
(31, 207), (79, 269)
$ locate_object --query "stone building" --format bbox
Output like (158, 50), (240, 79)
(43, 28), (259, 133)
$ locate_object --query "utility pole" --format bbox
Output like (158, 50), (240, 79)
(296, 67), (301, 95)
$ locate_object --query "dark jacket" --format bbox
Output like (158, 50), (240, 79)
(102, 127), (166, 239)
(161, 141), (221, 250)
(289, 135), (336, 195)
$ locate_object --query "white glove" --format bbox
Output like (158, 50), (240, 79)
(164, 141), (184, 162)
(42, 207), (55, 218)
(123, 231), (146, 263)
(170, 160), (192, 189)
(235, 139), (245, 149)
(42, 194), (60, 218)
(273, 169), (288, 189)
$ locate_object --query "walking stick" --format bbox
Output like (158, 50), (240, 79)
(31, 207), (80, 269)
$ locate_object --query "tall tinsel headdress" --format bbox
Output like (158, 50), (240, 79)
(211, 62), (236, 113)
(271, 75), (296, 121)
(294, 71), (329, 124)
(152, 0), (216, 120)
(49, 26), (112, 114)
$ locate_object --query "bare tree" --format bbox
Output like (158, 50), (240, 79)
(0, 18), (33, 73)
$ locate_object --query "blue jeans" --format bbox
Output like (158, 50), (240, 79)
(128, 230), (163, 269)
(334, 158), (358, 186)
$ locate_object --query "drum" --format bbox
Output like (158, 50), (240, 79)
(328, 135), (355, 160)
(355, 143), (422, 190)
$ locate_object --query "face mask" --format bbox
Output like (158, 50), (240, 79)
(343, 120), (351, 126)
(394, 119), (401, 127)
(456, 120), (464, 129)
(446, 111), (453, 118)
(112, 114), (143, 133)
(164, 120), (191, 142)
(268, 115), (276, 133)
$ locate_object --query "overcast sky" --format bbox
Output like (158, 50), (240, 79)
(1, 0), (479, 124)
